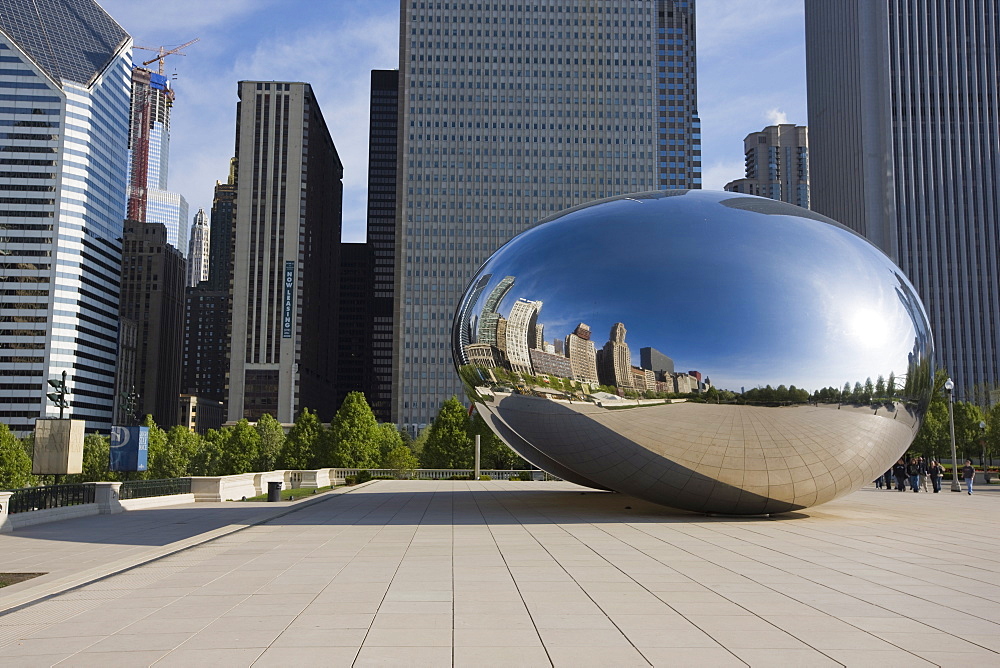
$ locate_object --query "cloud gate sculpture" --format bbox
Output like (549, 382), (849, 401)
(453, 190), (934, 515)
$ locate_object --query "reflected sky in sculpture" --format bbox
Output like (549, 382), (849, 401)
(453, 190), (934, 514)
(457, 191), (928, 393)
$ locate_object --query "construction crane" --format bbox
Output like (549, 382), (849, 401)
(134, 38), (200, 75)
(127, 38), (198, 222)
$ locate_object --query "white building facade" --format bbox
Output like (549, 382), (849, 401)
(0, 0), (132, 433)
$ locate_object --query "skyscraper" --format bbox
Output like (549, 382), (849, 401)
(186, 208), (210, 287)
(394, 1), (701, 430)
(598, 322), (633, 390)
(805, 1), (999, 395)
(0, 0), (132, 433)
(120, 221), (185, 427)
(182, 168), (236, 415)
(505, 298), (542, 375)
(227, 81), (343, 423)
(723, 124), (809, 209)
(128, 66), (189, 254)
(365, 70), (400, 422)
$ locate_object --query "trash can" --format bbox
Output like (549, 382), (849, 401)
(267, 481), (282, 502)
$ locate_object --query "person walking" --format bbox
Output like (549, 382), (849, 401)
(893, 458), (907, 491)
(918, 456), (929, 492)
(885, 467), (894, 490)
(875, 473), (884, 489)
(928, 459), (943, 493)
(906, 457), (920, 492)
(962, 459), (976, 495)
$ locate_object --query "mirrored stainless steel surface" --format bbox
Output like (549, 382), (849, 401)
(453, 190), (934, 514)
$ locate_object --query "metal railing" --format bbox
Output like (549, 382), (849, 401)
(335, 469), (559, 481)
(119, 478), (192, 500)
(7, 483), (96, 514)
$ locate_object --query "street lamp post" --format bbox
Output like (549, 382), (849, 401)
(945, 378), (961, 492)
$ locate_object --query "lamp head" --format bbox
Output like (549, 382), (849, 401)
(944, 378), (954, 392)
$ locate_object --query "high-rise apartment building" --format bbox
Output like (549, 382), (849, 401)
(805, 1), (999, 395)
(186, 208), (210, 287)
(0, 0), (132, 433)
(723, 124), (809, 209)
(120, 222), (185, 427)
(394, 0), (701, 431)
(128, 66), (189, 254)
(227, 81), (343, 423)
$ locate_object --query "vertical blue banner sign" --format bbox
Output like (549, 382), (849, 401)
(109, 426), (149, 472)
(283, 261), (295, 338)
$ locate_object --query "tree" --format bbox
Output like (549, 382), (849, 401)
(140, 415), (169, 480)
(910, 369), (950, 460)
(255, 414), (285, 471)
(0, 423), (34, 489)
(155, 426), (199, 479)
(384, 445), (419, 479)
(952, 400), (986, 462)
(376, 423), (405, 466)
(863, 377), (875, 404)
(215, 419), (261, 475)
(875, 375), (886, 398)
(985, 402), (1000, 465)
(469, 413), (525, 469)
(421, 397), (473, 468)
(77, 433), (115, 483)
(190, 428), (226, 476)
(886, 372), (897, 398)
(329, 392), (380, 468)
(411, 424), (431, 460)
(278, 408), (321, 470)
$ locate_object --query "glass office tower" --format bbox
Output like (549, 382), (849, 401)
(0, 0), (132, 433)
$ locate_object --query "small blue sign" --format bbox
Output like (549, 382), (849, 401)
(109, 426), (149, 472)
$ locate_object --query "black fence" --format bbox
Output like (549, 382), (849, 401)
(119, 478), (191, 500)
(7, 483), (96, 514)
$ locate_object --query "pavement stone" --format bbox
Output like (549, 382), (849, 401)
(0, 480), (997, 666)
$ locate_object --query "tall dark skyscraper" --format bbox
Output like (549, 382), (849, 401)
(334, 242), (373, 412)
(227, 81), (344, 423)
(182, 165), (237, 412)
(805, 1), (1000, 396)
(366, 70), (400, 422)
(0, 0), (132, 433)
(393, 1), (701, 431)
(120, 222), (185, 427)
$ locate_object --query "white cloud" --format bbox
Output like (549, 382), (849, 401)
(765, 108), (789, 125)
(99, 0), (276, 33)
(701, 158), (746, 191)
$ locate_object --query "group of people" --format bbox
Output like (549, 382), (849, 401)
(874, 457), (977, 494)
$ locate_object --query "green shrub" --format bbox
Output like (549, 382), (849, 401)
(479, 474), (492, 481)
(344, 475), (357, 485)
(355, 470), (374, 484)
(518, 471), (534, 481)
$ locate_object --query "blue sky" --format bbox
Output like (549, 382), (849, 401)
(100, 0), (807, 243)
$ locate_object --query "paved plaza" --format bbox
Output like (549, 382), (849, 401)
(0, 480), (998, 667)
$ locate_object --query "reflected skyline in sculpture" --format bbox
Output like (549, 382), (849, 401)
(453, 190), (934, 515)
